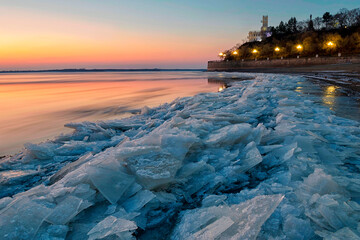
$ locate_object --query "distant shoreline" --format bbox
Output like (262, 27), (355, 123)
(0, 68), (207, 74)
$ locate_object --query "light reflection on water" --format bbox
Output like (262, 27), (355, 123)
(322, 85), (339, 110)
(0, 71), (231, 155)
(295, 79), (360, 121)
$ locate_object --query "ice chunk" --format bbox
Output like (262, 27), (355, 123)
(193, 216), (234, 239)
(72, 183), (96, 200)
(206, 123), (252, 146)
(119, 130), (197, 189)
(232, 141), (262, 173)
(202, 195), (227, 207)
(306, 130), (329, 143)
(49, 153), (93, 184)
(296, 169), (342, 202)
(0, 197), (12, 210)
(272, 142), (298, 162)
(316, 147), (341, 165)
(105, 204), (118, 215)
(258, 144), (283, 154)
(155, 192), (177, 203)
(294, 135), (316, 154)
(0, 196), (52, 239)
(34, 223), (69, 240)
(177, 161), (210, 178)
(89, 165), (135, 204)
(46, 195), (85, 225)
(172, 194), (284, 240)
(23, 143), (55, 160)
(283, 215), (314, 239)
(317, 227), (360, 240)
(122, 190), (156, 212)
(87, 216), (137, 240)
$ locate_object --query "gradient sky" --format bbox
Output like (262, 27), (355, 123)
(1, 0), (358, 70)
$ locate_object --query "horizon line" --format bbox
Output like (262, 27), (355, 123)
(0, 68), (207, 73)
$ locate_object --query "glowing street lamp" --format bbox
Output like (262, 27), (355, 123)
(232, 51), (238, 55)
(274, 47), (280, 52)
(252, 49), (258, 54)
(219, 52), (224, 56)
(327, 41), (335, 47)
(296, 45), (303, 58)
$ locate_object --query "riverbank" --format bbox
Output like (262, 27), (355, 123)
(0, 74), (359, 239)
(208, 55), (360, 72)
(208, 62), (360, 74)
(208, 58), (360, 92)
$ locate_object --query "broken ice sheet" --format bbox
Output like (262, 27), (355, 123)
(1, 74), (360, 239)
(193, 216), (235, 239)
(205, 123), (252, 146)
(172, 194), (284, 240)
(0, 196), (52, 240)
(46, 195), (88, 225)
(122, 190), (156, 212)
(87, 216), (137, 240)
(88, 165), (135, 204)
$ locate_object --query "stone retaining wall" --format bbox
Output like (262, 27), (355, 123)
(207, 55), (360, 71)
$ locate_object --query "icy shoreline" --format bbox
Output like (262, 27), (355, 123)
(1, 74), (360, 239)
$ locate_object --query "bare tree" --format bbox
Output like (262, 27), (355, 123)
(334, 8), (349, 28)
(313, 17), (323, 30)
(297, 20), (308, 32)
(348, 8), (360, 26)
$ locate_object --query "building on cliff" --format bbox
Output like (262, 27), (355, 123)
(247, 16), (272, 42)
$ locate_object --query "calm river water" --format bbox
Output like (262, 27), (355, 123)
(0, 71), (232, 155)
(0, 71), (359, 155)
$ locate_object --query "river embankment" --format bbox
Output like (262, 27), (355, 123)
(208, 55), (360, 72)
(208, 56), (360, 92)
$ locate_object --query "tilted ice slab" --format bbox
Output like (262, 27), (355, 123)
(0, 73), (360, 239)
(172, 194), (284, 240)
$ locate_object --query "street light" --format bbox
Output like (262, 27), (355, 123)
(232, 51), (238, 55)
(296, 44), (303, 58)
(327, 41), (335, 47)
(275, 47), (280, 52)
(252, 49), (258, 54)
(219, 52), (224, 56)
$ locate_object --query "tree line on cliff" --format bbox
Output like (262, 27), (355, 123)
(222, 8), (360, 61)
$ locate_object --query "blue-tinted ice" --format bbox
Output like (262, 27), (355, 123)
(0, 74), (359, 239)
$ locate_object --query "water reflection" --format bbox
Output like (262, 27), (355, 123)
(296, 79), (360, 121)
(295, 86), (303, 93)
(322, 85), (339, 110)
(0, 71), (229, 155)
(208, 75), (254, 92)
(207, 78), (230, 92)
(218, 85), (227, 92)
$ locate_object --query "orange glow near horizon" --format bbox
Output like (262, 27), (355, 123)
(0, 7), (224, 69)
(0, 33), (212, 68)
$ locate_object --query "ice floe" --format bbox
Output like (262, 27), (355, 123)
(0, 73), (359, 239)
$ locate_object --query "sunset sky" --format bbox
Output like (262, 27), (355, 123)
(1, 0), (358, 70)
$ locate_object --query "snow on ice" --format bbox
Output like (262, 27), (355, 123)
(0, 73), (360, 239)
